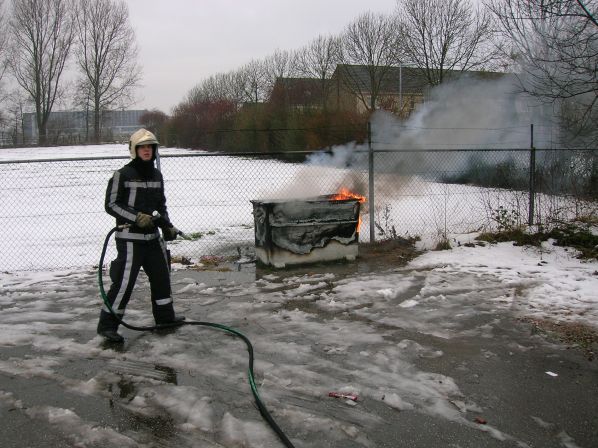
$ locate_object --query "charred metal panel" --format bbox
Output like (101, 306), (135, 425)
(251, 195), (361, 268)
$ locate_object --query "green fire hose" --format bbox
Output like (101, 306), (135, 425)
(98, 226), (295, 448)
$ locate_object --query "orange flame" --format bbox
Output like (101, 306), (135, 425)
(330, 187), (366, 233)
(330, 187), (366, 203)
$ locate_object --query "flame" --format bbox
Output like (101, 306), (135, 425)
(330, 187), (366, 203)
(330, 187), (366, 233)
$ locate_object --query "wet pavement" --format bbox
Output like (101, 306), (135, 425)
(1, 255), (597, 448)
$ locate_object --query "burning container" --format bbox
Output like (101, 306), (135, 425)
(251, 192), (364, 268)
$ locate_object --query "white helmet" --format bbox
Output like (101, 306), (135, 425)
(129, 128), (159, 159)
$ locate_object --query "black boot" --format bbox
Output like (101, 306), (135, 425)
(154, 315), (186, 336)
(97, 310), (124, 343)
(98, 329), (124, 343)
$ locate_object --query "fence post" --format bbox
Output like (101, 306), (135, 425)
(528, 123), (536, 226)
(368, 121), (375, 243)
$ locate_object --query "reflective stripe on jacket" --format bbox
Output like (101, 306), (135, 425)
(105, 162), (171, 241)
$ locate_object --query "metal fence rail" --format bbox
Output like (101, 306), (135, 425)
(1, 147), (596, 271)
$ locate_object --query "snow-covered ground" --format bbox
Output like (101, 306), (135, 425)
(1, 228), (598, 447)
(1, 144), (591, 272)
(0, 144), (362, 270)
(0, 144), (597, 447)
(2, 144), (596, 330)
(410, 241), (598, 331)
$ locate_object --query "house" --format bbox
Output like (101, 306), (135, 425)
(269, 77), (328, 111)
(268, 70), (426, 117)
(329, 64), (511, 118)
(330, 64), (429, 117)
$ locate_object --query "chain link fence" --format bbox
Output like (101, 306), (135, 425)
(1, 144), (596, 272)
(368, 148), (596, 241)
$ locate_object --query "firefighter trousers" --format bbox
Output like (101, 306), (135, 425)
(97, 238), (175, 332)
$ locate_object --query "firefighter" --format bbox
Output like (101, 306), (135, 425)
(97, 128), (184, 343)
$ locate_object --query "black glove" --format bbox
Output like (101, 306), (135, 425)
(136, 212), (154, 229)
(163, 226), (179, 241)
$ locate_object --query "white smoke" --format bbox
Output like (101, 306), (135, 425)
(307, 75), (555, 176)
(305, 141), (367, 168)
(373, 75), (553, 152)
(274, 75), (555, 199)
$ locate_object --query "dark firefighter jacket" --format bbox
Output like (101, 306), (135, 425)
(105, 162), (173, 241)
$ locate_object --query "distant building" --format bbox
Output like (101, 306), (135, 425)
(329, 64), (513, 118)
(330, 64), (430, 117)
(23, 109), (148, 144)
(269, 77), (328, 111)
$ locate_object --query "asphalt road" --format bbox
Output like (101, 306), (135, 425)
(1, 258), (597, 448)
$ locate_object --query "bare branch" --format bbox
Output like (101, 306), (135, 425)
(8, 0), (75, 145)
(234, 59), (268, 104)
(0, 0), (9, 102)
(263, 48), (298, 94)
(486, 0), (598, 144)
(396, 0), (500, 85)
(73, 0), (140, 143)
(340, 12), (400, 111)
(295, 34), (342, 109)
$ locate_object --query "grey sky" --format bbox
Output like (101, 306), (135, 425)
(127, 0), (397, 113)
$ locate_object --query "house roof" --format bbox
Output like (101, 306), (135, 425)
(331, 64), (510, 94)
(273, 77), (324, 89)
(270, 77), (328, 105)
(332, 64), (427, 94)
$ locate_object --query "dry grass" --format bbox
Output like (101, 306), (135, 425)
(359, 237), (420, 265)
(521, 317), (597, 361)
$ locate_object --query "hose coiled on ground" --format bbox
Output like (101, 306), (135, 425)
(98, 226), (296, 448)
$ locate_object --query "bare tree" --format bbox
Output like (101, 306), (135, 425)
(3, 90), (28, 145)
(263, 49), (298, 95)
(234, 59), (268, 104)
(219, 71), (246, 106)
(0, 0), (9, 106)
(185, 73), (231, 104)
(340, 12), (400, 112)
(139, 109), (168, 134)
(71, 82), (94, 141)
(0, 1), (8, 129)
(74, 0), (140, 143)
(486, 0), (598, 143)
(396, 0), (498, 85)
(295, 34), (343, 109)
(8, 0), (75, 145)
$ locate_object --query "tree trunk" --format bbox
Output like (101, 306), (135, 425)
(93, 102), (101, 143)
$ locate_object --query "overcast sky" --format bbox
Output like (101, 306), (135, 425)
(126, 0), (398, 113)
